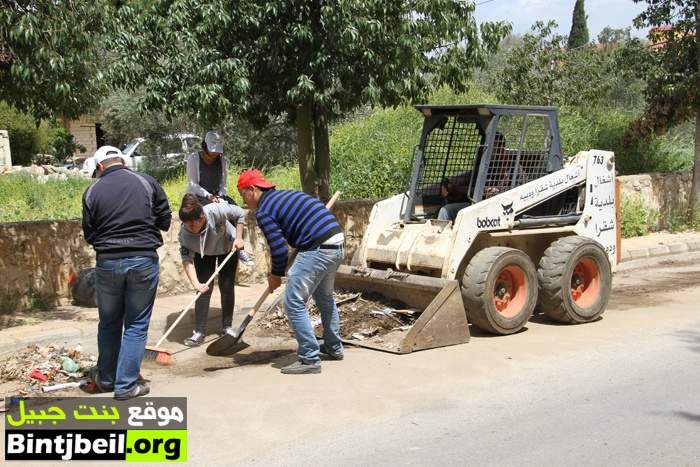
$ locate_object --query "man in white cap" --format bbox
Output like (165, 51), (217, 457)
(82, 145), (171, 400)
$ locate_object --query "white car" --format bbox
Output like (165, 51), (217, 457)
(81, 133), (202, 177)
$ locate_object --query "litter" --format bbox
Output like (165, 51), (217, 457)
(0, 343), (97, 393)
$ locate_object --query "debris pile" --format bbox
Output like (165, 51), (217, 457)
(253, 291), (421, 341)
(0, 344), (96, 394)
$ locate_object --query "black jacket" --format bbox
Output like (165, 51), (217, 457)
(82, 165), (172, 259)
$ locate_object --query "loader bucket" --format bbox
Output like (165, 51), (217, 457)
(334, 265), (470, 354)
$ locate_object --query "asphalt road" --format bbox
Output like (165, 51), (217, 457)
(7, 252), (700, 467)
(239, 252), (700, 467)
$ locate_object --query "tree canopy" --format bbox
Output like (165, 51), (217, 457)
(0, 0), (115, 119)
(630, 0), (700, 214)
(567, 0), (590, 49)
(111, 0), (510, 197)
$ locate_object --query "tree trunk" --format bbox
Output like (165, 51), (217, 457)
(691, 109), (700, 219)
(314, 105), (331, 201)
(296, 101), (317, 195)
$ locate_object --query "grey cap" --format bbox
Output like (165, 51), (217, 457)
(204, 131), (224, 154)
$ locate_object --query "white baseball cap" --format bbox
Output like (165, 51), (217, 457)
(93, 145), (126, 165)
(204, 131), (224, 154)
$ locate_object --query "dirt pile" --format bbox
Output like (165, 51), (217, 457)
(0, 344), (96, 394)
(252, 291), (421, 341)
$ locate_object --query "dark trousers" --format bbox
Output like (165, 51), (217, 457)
(193, 252), (238, 333)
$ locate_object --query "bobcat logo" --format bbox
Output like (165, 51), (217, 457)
(501, 202), (514, 216)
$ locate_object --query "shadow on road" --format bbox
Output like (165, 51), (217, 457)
(673, 329), (700, 354)
(672, 411), (700, 424)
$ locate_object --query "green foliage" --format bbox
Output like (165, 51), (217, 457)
(0, 173), (90, 222)
(0, 0), (115, 119)
(620, 198), (658, 238)
(111, 0), (510, 195)
(597, 27), (631, 48)
(48, 126), (84, 163)
(494, 21), (612, 108)
(559, 107), (693, 174)
(630, 0), (700, 212)
(0, 101), (48, 165)
(329, 86), (498, 199)
(567, 0), (590, 49)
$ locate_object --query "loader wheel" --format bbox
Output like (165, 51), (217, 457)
(461, 247), (538, 335)
(537, 236), (612, 324)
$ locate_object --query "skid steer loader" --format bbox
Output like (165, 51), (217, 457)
(336, 104), (619, 353)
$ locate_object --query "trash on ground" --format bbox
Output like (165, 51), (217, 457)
(0, 344), (97, 393)
(252, 290), (422, 341)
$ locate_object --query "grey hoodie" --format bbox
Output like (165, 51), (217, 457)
(178, 203), (246, 262)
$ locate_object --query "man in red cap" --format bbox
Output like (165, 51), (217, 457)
(237, 169), (345, 374)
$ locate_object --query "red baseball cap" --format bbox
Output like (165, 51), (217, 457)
(237, 169), (276, 190)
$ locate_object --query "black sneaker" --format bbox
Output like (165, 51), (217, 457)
(319, 344), (344, 361)
(280, 360), (321, 374)
(184, 331), (205, 347)
(114, 381), (150, 400)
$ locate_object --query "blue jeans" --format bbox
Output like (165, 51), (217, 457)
(95, 256), (159, 394)
(438, 202), (470, 221)
(285, 246), (344, 364)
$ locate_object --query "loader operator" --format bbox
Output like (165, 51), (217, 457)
(437, 133), (512, 221)
(237, 169), (345, 375)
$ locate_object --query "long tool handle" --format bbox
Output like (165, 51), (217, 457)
(155, 247), (238, 347)
(234, 191), (342, 337)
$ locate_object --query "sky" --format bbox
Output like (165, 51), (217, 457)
(473, 0), (651, 41)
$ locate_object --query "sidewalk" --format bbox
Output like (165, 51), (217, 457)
(2, 230), (699, 356)
(619, 230), (700, 262)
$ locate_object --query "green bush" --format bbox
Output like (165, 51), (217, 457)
(0, 173), (91, 222)
(620, 197), (658, 238)
(559, 107), (693, 174)
(329, 85), (499, 199)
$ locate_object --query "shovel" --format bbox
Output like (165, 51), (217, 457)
(206, 191), (341, 356)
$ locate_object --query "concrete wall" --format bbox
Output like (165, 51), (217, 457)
(62, 115), (98, 161)
(0, 199), (376, 314)
(618, 172), (692, 229)
(0, 171), (691, 314)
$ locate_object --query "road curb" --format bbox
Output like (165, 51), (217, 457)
(621, 238), (700, 263)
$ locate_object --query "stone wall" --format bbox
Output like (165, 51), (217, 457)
(0, 199), (376, 314)
(618, 171), (692, 229)
(1, 171), (690, 314)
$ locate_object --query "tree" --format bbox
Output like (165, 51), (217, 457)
(567, 0), (590, 49)
(495, 21), (611, 107)
(0, 1), (116, 119)
(597, 26), (632, 49)
(630, 0), (700, 216)
(113, 1), (510, 198)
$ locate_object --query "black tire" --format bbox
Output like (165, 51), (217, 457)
(537, 236), (612, 324)
(461, 247), (538, 335)
(72, 268), (97, 308)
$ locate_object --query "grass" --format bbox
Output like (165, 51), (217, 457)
(0, 165), (301, 223)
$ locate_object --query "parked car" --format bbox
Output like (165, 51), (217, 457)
(81, 133), (202, 177)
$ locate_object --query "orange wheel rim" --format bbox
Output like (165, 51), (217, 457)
(493, 265), (528, 318)
(570, 257), (600, 308)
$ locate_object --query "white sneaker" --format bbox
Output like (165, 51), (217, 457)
(223, 326), (237, 337)
(238, 250), (254, 266)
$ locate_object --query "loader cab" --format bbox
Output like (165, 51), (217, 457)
(404, 105), (564, 221)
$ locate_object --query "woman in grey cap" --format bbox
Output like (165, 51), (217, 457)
(186, 130), (228, 205)
(186, 130), (254, 266)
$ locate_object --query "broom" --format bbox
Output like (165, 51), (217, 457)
(143, 247), (239, 365)
(206, 190), (342, 356)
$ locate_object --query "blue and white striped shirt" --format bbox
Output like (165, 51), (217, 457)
(256, 190), (342, 276)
